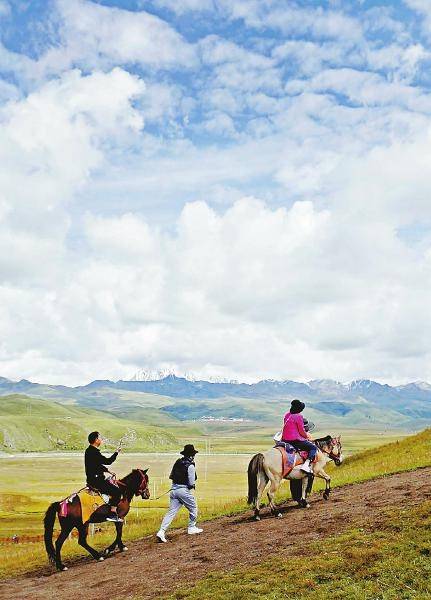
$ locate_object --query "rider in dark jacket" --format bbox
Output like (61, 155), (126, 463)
(85, 431), (122, 522)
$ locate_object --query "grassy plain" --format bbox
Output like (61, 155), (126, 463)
(0, 427), (426, 580)
(167, 500), (431, 600)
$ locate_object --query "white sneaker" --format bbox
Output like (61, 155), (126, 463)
(156, 530), (167, 543)
(187, 526), (203, 535)
(300, 460), (313, 474)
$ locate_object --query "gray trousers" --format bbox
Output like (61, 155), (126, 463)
(160, 487), (198, 531)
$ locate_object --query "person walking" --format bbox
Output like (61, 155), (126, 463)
(156, 444), (202, 542)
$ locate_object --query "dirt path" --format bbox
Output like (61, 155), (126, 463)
(2, 468), (431, 600)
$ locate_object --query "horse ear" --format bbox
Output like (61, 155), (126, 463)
(143, 468), (148, 474)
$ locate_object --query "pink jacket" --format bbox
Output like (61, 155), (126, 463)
(282, 412), (307, 441)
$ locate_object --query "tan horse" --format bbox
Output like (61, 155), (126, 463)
(247, 436), (343, 520)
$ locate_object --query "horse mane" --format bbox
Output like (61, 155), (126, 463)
(314, 435), (332, 445)
(119, 469), (141, 491)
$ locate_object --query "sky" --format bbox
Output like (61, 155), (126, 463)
(1, 0), (431, 386)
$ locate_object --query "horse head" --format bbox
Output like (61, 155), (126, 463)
(329, 435), (343, 466)
(132, 469), (150, 500)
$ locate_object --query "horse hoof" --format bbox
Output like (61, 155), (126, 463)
(121, 546), (128, 552)
(255, 515), (261, 521)
(60, 566), (68, 571)
(305, 503), (310, 509)
(98, 557), (105, 562)
(277, 513), (283, 519)
(103, 548), (111, 556)
(323, 493), (329, 500)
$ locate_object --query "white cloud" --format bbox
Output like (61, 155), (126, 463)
(2, 0), (431, 386)
(0, 67), (144, 288)
(286, 67), (431, 112)
(3, 158), (431, 386)
(35, 0), (197, 77)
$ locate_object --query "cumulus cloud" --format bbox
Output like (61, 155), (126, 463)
(0, 67), (144, 287)
(1, 0), (431, 385)
(4, 165), (431, 386)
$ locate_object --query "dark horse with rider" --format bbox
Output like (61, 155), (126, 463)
(44, 431), (150, 571)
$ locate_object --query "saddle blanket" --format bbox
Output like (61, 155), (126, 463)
(59, 488), (108, 523)
(274, 441), (315, 462)
(275, 446), (301, 478)
(274, 445), (318, 478)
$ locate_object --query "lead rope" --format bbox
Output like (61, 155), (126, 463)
(152, 488), (173, 500)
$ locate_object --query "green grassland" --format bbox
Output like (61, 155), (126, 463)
(167, 501), (431, 600)
(0, 394), (178, 452)
(185, 425), (407, 455)
(0, 428), (429, 581)
(1, 392), (406, 456)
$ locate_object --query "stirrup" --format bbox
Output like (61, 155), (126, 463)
(106, 514), (123, 522)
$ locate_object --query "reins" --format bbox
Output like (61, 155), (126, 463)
(315, 439), (340, 462)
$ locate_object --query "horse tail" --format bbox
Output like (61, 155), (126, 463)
(44, 502), (60, 563)
(247, 453), (267, 505)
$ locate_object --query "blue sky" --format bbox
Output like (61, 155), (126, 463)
(1, 0), (431, 385)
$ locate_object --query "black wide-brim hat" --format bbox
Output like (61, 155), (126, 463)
(290, 399), (305, 413)
(180, 444), (199, 456)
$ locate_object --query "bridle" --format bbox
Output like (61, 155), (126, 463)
(135, 469), (149, 496)
(113, 469), (149, 497)
(317, 438), (342, 465)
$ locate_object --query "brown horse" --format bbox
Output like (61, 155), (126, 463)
(44, 469), (150, 571)
(248, 436), (343, 519)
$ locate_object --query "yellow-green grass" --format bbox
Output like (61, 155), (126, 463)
(165, 500), (431, 600)
(0, 394), (177, 452)
(1, 428), (428, 580)
(0, 452), (250, 579)
(175, 426), (406, 455)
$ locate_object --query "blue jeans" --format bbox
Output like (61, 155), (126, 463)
(283, 439), (317, 460)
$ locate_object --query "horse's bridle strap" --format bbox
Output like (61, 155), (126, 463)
(317, 441), (339, 461)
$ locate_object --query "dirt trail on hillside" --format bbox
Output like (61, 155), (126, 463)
(2, 467), (430, 600)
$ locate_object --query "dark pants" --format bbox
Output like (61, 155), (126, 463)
(89, 479), (122, 507)
(283, 439), (317, 461)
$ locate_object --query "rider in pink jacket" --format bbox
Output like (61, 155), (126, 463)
(282, 399), (317, 473)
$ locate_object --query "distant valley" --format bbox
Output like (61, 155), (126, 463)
(0, 375), (430, 452)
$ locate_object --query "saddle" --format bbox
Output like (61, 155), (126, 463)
(274, 441), (313, 461)
(274, 442), (314, 478)
(274, 441), (296, 453)
(59, 487), (109, 523)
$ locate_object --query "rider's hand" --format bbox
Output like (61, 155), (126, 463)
(306, 433), (313, 441)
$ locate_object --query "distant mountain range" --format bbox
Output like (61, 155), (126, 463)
(0, 375), (430, 432)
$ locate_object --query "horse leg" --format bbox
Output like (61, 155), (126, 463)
(77, 523), (103, 561)
(314, 467), (331, 500)
(104, 522), (126, 555)
(267, 475), (283, 518)
(299, 475), (311, 508)
(117, 522), (127, 551)
(254, 471), (268, 521)
(55, 520), (74, 571)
